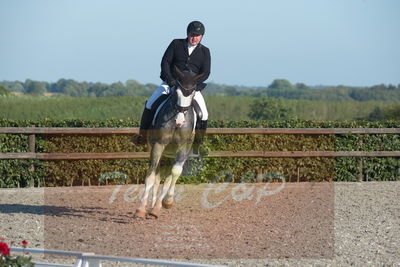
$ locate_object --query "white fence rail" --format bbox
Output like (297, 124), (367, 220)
(11, 247), (227, 267)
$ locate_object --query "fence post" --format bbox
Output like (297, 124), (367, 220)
(358, 158), (363, 182)
(81, 253), (102, 267)
(28, 134), (36, 187)
(357, 135), (364, 182)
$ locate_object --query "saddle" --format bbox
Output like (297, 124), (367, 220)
(151, 93), (203, 129)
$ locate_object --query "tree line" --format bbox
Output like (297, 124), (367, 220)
(1, 78), (400, 102)
(205, 79), (400, 101)
(0, 79), (156, 97)
(248, 98), (400, 121)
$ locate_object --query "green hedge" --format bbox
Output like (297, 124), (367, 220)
(0, 118), (399, 187)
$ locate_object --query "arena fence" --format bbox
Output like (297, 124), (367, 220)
(1, 127), (399, 183)
(1, 127), (399, 160)
(11, 247), (227, 267)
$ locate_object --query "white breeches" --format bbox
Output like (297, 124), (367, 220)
(146, 82), (209, 120)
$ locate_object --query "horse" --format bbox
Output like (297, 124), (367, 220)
(135, 66), (204, 219)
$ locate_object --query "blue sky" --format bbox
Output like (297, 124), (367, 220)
(0, 0), (399, 87)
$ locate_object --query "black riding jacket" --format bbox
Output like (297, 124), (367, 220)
(160, 38), (211, 88)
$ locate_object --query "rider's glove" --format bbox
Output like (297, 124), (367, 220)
(196, 82), (207, 91)
(168, 79), (177, 88)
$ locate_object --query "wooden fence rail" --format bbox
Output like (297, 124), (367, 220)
(1, 127), (400, 134)
(1, 127), (400, 160)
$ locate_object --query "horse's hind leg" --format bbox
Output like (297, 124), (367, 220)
(135, 143), (164, 219)
(151, 167), (161, 208)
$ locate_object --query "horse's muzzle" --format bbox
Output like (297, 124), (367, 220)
(175, 112), (185, 127)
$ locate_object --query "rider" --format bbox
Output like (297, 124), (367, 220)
(134, 21), (211, 155)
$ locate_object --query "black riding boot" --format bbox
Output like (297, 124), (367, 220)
(132, 108), (153, 145)
(192, 120), (209, 156)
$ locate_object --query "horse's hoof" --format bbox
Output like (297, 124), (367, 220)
(162, 199), (174, 209)
(148, 208), (160, 219)
(134, 209), (146, 219)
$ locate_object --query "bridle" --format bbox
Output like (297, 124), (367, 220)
(174, 80), (197, 114)
(176, 80), (197, 97)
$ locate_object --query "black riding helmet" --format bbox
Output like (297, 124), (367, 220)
(187, 21), (205, 35)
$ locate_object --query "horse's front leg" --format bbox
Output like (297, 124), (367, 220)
(135, 143), (164, 219)
(161, 140), (193, 209)
(162, 160), (185, 209)
(149, 156), (185, 218)
(149, 164), (171, 218)
(161, 148), (190, 209)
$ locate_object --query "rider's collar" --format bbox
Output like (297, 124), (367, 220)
(187, 42), (197, 49)
(187, 42), (197, 56)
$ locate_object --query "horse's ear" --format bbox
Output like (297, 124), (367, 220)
(174, 66), (184, 79)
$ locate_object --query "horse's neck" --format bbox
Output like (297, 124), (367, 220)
(155, 94), (194, 130)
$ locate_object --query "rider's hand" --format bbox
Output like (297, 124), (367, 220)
(168, 79), (177, 88)
(196, 82), (207, 91)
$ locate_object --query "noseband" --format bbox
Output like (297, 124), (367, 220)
(174, 80), (196, 115)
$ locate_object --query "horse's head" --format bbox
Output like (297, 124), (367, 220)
(174, 66), (203, 128)
(174, 66), (203, 97)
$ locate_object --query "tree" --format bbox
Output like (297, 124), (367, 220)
(50, 79), (89, 97)
(366, 105), (400, 121)
(268, 79), (294, 90)
(0, 85), (11, 95)
(224, 86), (240, 96)
(125, 80), (153, 97)
(385, 105), (400, 120)
(0, 81), (24, 92)
(102, 82), (126, 97)
(248, 98), (293, 120)
(88, 82), (109, 97)
(24, 79), (47, 95)
(367, 107), (385, 121)
(295, 83), (309, 90)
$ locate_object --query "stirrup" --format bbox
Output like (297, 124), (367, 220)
(192, 143), (210, 157)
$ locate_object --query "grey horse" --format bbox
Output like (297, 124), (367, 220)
(135, 67), (204, 219)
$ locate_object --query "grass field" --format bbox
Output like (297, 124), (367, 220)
(0, 94), (395, 121)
